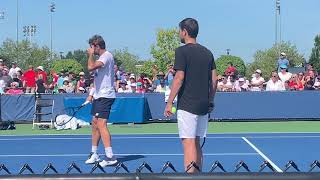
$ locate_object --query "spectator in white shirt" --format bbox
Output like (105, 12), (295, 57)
(251, 69), (265, 91)
(117, 81), (128, 93)
(8, 62), (21, 78)
(234, 77), (249, 92)
(278, 64), (292, 82)
(266, 71), (285, 91)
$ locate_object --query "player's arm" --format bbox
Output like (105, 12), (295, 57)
(87, 47), (104, 71)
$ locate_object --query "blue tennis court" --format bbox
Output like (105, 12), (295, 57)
(0, 133), (320, 174)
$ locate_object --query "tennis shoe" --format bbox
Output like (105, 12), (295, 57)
(99, 156), (118, 167)
(85, 152), (100, 164)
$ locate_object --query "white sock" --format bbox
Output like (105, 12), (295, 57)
(91, 146), (98, 154)
(105, 147), (113, 158)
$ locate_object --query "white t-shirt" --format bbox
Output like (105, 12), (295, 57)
(251, 77), (265, 91)
(93, 51), (116, 99)
(278, 72), (292, 82)
(266, 80), (285, 91)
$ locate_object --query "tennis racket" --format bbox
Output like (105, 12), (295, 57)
(54, 102), (89, 127)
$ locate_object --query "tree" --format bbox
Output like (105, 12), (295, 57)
(215, 55), (246, 76)
(51, 59), (83, 75)
(65, 49), (88, 73)
(112, 48), (140, 75)
(138, 60), (156, 78)
(246, 42), (304, 79)
(309, 34), (320, 72)
(151, 28), (180, 72)
(0, 39), (51, 71)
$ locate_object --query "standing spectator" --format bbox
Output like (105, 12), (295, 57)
(49, 70), (59, 93)
(0, 59), (4, 70)
(225, 62), (237, 76)
(142, 77), (153, 92)
(76, 72), (86, 93)
(57, 71), (66, 88)
(298, 72), (305, 87)
(23, 65), (36, 93)
(36, 66), (47, 84)
(152, 65), (158, 81)
(0, 71), (5, 94)
(129, 83), (137, 93)
(251, 69), (265, 91)
(114, 65), (121, 92)
(2, 68), (12, 87)
(8, 62), (21, 78)
(278, 64), (292, 82)
(155, 78), (167, 93)
(277, 52), (290, 72)
(36, 74), (47, 93)
(6, 82), (23, 95)
(266, 71), (285, 91)
(127, 74), (136, 90)
(165, 64), (175, 86)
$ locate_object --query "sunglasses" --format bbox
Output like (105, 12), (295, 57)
(272, 76), (277, 78)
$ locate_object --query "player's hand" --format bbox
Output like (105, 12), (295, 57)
(164, 103), (173, 117)
(87, 46), (94, 56)
(208, 102), (215, 113)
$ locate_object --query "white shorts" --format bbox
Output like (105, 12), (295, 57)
(177, 110), (209, 138)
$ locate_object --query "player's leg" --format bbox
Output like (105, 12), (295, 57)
(177, 110), (199, 173)
(85, 100), (101, 164)
(195, 114), (209, 171)
(96, 98), (117, 167)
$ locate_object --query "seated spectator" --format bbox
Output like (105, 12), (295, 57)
(11, 73), (23, 87)
(144, 77), (153, 92)
(304, 74), (316, 90)
(0, 71), (5, 94)
(234, 77), (249, 92)
(57, 71), (67, 88)
(6, 82), (23, 95)
(62, 79), (74, 93)
(127, 74), (136, 89)
(278, 64), (292, 82)
(225, 62), (237, 76)
(298, 72), (305, 86)
(136, 82), (145, 93)
(155, 78), (168, 93)
(129, 83), (137, 93)
(2, 67), (12, 87)
(288, 74), (304, 91)
(78, 87), (86, 93)
(217, 75), (232, 91)
(251, 69), (265, 91)
(277, 52), (289, 72)
(117, 81), (128, 93)
(76, 72), (86, 93)
(266, 72), (285, 91)
(154, 71), (168, 87)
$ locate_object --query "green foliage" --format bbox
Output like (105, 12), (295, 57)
(65, 49), (88, 73)
(151, 28), (180, 72)
(215, 55), (246, 76)
(138, 60), (156, 78)
(309, 34), (320, 72)
(112, 48), (140, 75)
(51, 59), (83, 75)
(0, 39), (51, 71)
(246, 42), (304, 79)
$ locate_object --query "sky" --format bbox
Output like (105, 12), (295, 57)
(0, 0), (320, 63)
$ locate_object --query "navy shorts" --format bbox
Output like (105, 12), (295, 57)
(91, 98), (115, 119)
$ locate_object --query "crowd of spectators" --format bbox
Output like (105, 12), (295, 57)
(0, 52), (319, 95)
(217, 53), (320, 92)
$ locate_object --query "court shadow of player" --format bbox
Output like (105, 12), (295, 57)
(117, 155), (145, 163)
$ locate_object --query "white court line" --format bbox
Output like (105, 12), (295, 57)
(242, 137), (282, 172)
(0, 153), (258, 157)
(1, 132), (320, 137)
(1, 135), (320, 141)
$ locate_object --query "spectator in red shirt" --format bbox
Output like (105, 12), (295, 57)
(23, 65), (36, 93)
(288, 74), (304, 91)
(36, 66), (47, 84)
(225, 62), (237, 76)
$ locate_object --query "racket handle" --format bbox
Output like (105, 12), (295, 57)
(81, 101), (90, 107)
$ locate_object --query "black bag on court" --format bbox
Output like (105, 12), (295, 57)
(0, 121), (16, 130)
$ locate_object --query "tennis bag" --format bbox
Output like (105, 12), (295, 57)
(0, 121), (16, 130)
